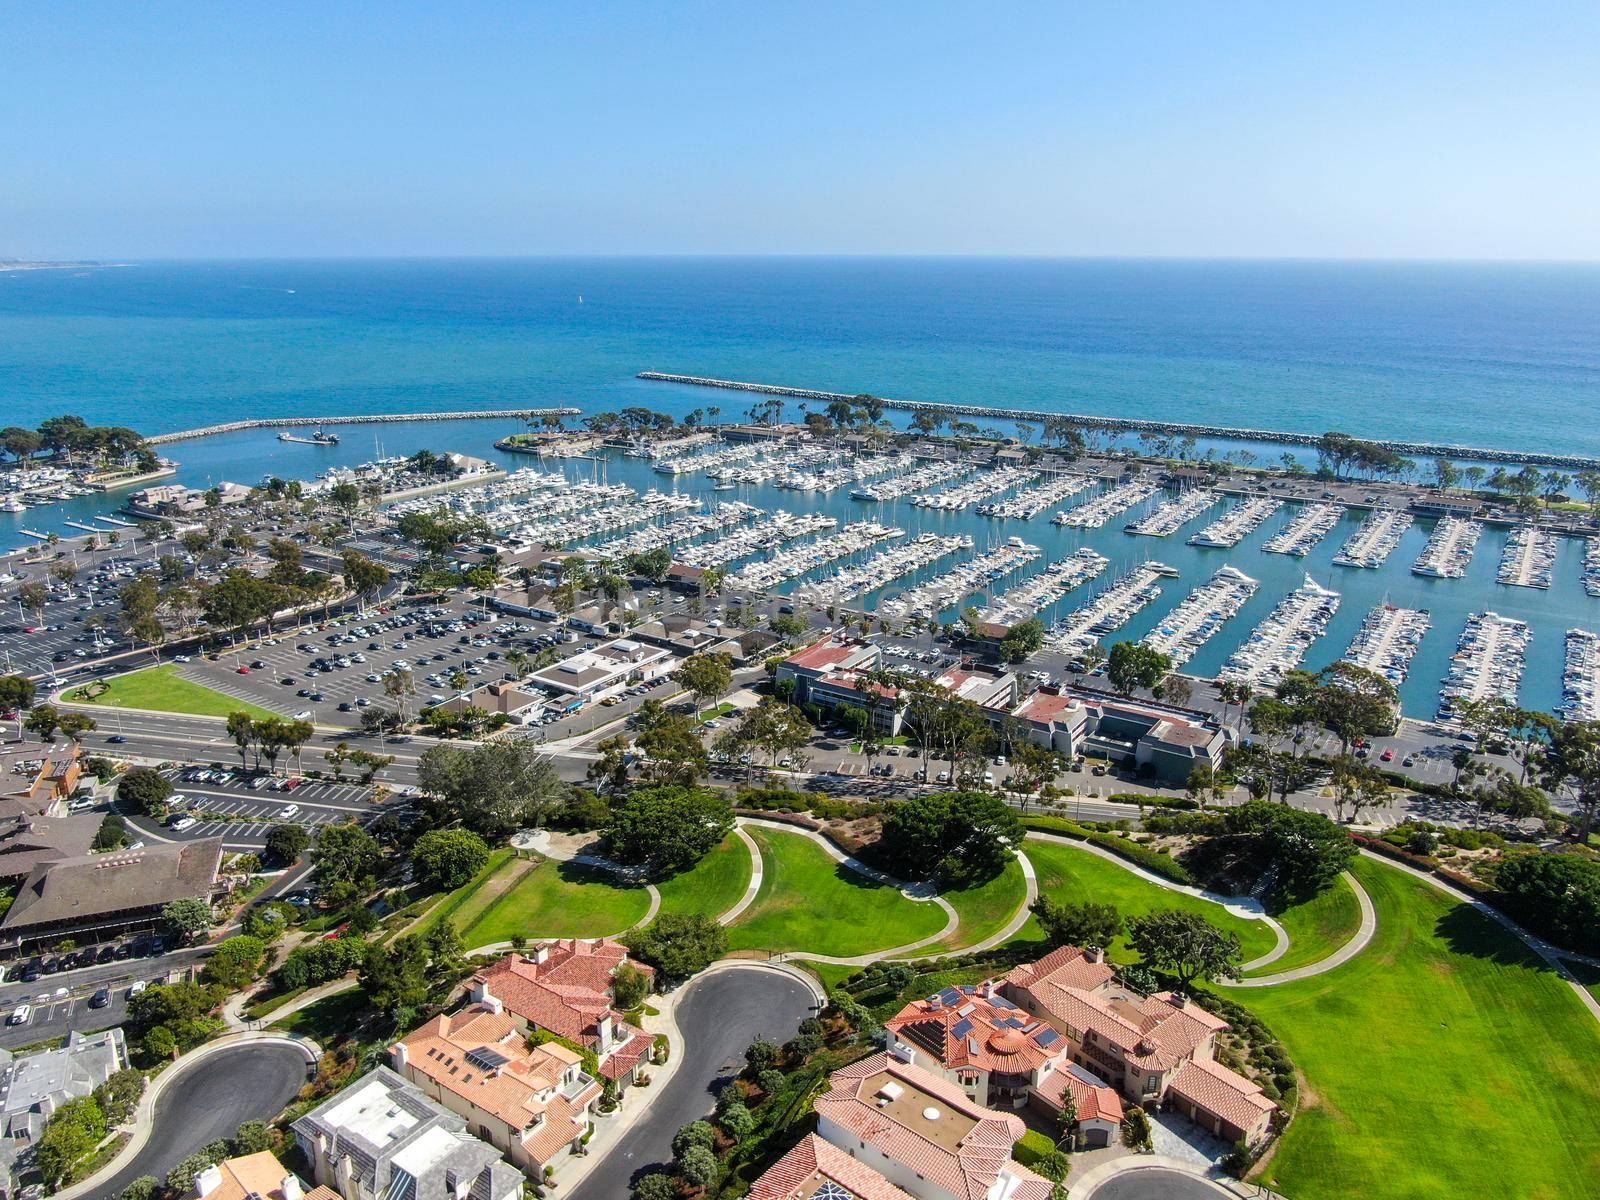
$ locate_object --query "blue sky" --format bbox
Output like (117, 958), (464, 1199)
(3, 1), (1597, 259)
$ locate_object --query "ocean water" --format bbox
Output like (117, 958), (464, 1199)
(3, 258), (1599, 718)
(3, 258), (1599, 449)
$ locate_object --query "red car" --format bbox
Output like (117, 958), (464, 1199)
(236, 665), (251, 674)
(1380, 748), (1395, 762)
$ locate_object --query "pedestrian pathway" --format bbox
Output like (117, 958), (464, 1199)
(1024, 831), (1291, 973)
(719, 825), (765, 925)
(1228, 870), (1376, 986)
(909, 848), (1040, 960)
(1357, 849), (1600, 1025)
(737, 817), (959, 965)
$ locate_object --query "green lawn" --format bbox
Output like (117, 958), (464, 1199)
(1018, 839), (1280, 965)
(413, 848), (519, 938)
(1241, 872), (1365, 977)
(1228, 857), (1600, 1200)
(74, 664), (279, 720)
(656, 834), (754, 921)
(725, 827), (948, 958)
(460, 855), (652, 945)
(269, 989), (366, 1043)
(933, 857), (1030, 951)
(1561, 958), (1600, 1002)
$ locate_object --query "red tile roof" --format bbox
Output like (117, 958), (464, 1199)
(785, 637), (869, 672)
(886, 983), (1060, 1077)
(1167, 1057), (1275, 1135)
(1012, 688), (1082, 724)
(1031, 1061), (1124, 1125)
(748, 1133), (916, 1200)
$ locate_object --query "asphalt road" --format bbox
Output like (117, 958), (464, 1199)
(1084, 1167), (1236, 1200)
(89, 1041), (311, 1199)
(569, 967), (818, 1200)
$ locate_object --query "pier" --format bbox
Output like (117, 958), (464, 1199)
(1342, 604), (1431, 686)
(977, 471), (1093, 520)
(1219, 577), (1341, 686)
(1496, 525), (1558, 589)
(1125, 488), (1218, 537)
(1412, 517), (1483, 579)
(637, 372), (1600, 470)
(1585, 538), (1600, 598)
(980, 547), (1108, 625)
(1047, 563), (1168, 655)
(796, 532), (969, 603)
(1141, 565), (1260, 665)
(1262, 501), (1344, 557)
(1052, 480), (1158, 529)
(729, 520), (903, 590)
(145, 407), (582, 446)
(1332, 508), (1413, 569)
(1560, 629), (1600, 722)
(1187, 496), (1282, 548)
(1439, 611), (1529, 716)
(878, 538), (1040, 620)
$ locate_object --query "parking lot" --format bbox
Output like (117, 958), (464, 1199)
(171, 599), (551, 729)
(151, 766), (384, 847)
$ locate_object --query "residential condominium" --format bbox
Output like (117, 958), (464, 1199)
(191, 1151), (339, 1200)
(291, 1066), (524, 1200)
(468, 940), (656, 1092)
(0, 1029), (127, 1198)
(390, 1006), (602, 1177)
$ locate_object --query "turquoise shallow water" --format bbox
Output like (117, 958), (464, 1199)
(3, 258), (1599, 717)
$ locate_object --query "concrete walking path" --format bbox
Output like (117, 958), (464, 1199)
(1025, 831), (1292, 973)
(738, 817), (959, 965)
(1228, 870), (1377, 987)
(1358, 849), (1600, 1026)
(718, 825), (765, 926)
(902, 848), (1041, 961)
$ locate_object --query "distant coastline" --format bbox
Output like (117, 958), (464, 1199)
(0, 259), (124, 272)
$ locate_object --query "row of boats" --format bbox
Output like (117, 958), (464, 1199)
(878, 537), (1040, 621)
(1261, 502), (1344, 556)
(1560, 629), (1600, 722)
(774, 452), (911, 494)
(910, 466), (1038, 511)
(513, 490), (699, 548)
(1496, 525), (1558, 589)
(976, 471), (1094, 520)
(1124, 488), (1218, 537)
(1188, 496), (1283, 549)
(1219, 577), (1341, 687)
(979, 547), (1109, 625)
(654, 442), (765, 476)
(1411, 517), (1483, 579)
(1341, 603), (1431, 686)
(850, 460), (972, 502)
(590, 501), (760, 560)
(728, 520), (903, 590)
(1140, 565), (1260, 666)
(1331, 508), (1413, 568)
(795, 532), (971, 603)
(1052, 480), (1159, 528)
(1587, 538), (1600, 598)
(1047, 562), (1171, 655)
(1437, 611), (1530, 718)
(676, 511), (837, 569)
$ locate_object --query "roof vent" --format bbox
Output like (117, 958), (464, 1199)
(922, 1106), (941, 1122)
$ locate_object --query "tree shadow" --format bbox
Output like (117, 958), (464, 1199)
(555, 857), (649, 893)
(1433, 902), (1550, 970)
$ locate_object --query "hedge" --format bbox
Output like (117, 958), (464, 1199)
(1022, 815), (1195, 885)
(1105, 792), (1200, 811)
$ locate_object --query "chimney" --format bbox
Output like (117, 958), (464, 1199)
(533, 945), (550, 965)
(282, 1176), (303, 1200)
(391, 1042), (408, 1070)
(1169, 993), (1189, 1010)
(195, 1166), (224, 1199)
(479, 992), (503, 1016)
(1084, 946), (1103, 964)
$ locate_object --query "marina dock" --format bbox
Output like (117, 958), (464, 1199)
(979, 547), (1108, 625)
(1496, 525), (1558, 589)
(879, 538), (1040, 620)
(1125, 488), (1217, 537)
(1187, 496), (1282, 548)
(1141, 565), (1260, 665)
(1412, 517), (1483, 579)
(1048, 563), (1168, 655)
(1219, 577), (1341, 686)
(1439, 611), (1530, 716)
(1053, 480), (1158, 529)
(1342, 603), (1431, 686)
(1332, 508), (1413, 568)
(1262, 501), (1344, 556)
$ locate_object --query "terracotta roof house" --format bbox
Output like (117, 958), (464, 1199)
(885, 981), (1122, 1149)
(469, 942), (655, 1089)
(0, 743), (82, 820)
(748, 1133), (916, 1200)
(812, 1054), (1054, 1200)
(0, 813), (102, 884)
(192, 1151), (341, 1200)
(1002, 948), (1274, 1147)
(391, 1006), (602, 1175)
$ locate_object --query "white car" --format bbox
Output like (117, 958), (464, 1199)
(292, 709), (312, 720)
(8, 1005), (29, 1026)
(127, 981), (147, 998)
(170, 817), (198, 831)
(279, 803), (300, 818)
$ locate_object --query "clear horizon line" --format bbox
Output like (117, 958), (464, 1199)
(9, 252), (1600, 267)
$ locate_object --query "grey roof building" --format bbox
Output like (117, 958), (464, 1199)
(0, 1028), (128, 1198)
(291, 1067), (523, 1200)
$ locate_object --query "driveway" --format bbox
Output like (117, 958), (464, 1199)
(87, 1042), (310, 1199)
(1084, 1166), (1236, 1200)
(569, 966), (817, 1200)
